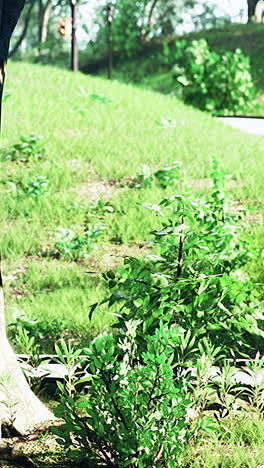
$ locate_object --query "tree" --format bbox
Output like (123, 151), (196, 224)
(247, 0), (263, 22)
(0, 0), (26, 125)
(91, 0), (227, 61)
(0, 0), (54, 435)
(8, 0), (35, 58)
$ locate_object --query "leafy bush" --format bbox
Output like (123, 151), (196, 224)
(52, 162), (264, 466)
(92, 160), (264, 356)
(53, 324), (192, 467)
(164, 39), (256, 115)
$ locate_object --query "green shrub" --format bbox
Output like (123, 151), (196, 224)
(52, 163), (264, 466)
(164, 39), (256, 115)
(92, 160), (264, 356)
(52, 324), (192, 467)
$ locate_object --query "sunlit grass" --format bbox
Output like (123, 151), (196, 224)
(1, 61), (263, 347)
(186, 415), (264, 468)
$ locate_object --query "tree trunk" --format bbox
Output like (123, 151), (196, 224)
(38, 0), (52, 44)
(0, 0), (55, 435)
(247, 0), (263, 23)
(0, 271), (55, 435)
(9, 0), (35, 58)
(40, 1), (51, 42)
(0, 0), (26, 128)
(147, 0), (160, 35)
(255, 0), (263, 22)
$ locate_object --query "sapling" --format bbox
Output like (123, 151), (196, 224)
(91, 160), (263, 356)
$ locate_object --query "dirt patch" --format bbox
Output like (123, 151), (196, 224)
(88, 242), (152, 271)
(189, 178), (213, 191)
(189, 177), (240, 192)
(229, 200), (262, 225)
(71, 179), (125, 202)
(0, 421), (67, 467)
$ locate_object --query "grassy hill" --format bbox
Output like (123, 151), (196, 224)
(2, 61), (264, 351)
(89, 23), (264, 115)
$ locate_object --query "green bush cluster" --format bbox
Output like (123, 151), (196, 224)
(163, 39), (256, 114)
(52, 161), (264, 466)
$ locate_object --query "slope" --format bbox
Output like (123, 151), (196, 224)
(1, 61), (263, 350)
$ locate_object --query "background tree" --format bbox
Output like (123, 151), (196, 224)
(0, 0), (54, 435)
(247, 0), (263, 22)
(91, 0), (196, 60)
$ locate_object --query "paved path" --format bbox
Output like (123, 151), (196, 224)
(219, 117), (264, 136)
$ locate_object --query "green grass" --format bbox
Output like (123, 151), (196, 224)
(2, 60), (264, 352)
(186, 415), (264, 467)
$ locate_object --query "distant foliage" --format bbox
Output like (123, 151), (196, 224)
(164, 39), (256, 115)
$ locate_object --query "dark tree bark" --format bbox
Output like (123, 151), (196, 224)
(9, 0), (35, 58)
(247, 0), (263, 22)
(0, 1), (55, 435)
(0, 0), (26, 127)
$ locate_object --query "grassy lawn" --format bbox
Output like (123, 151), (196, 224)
(1, 61), (264, 352)
(2, 58), (264, 468)
(185, 415), (264, 468)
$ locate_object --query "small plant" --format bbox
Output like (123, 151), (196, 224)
(165, 39), (256, 115)
(211, 361), (245, 418)
(86, 199), (114, 218)
(0, 133), (46, 162)
(54, 224), (105, 260)
(156, 117), (178, 128)
(0, 375), (18, 432)
(155, 161), (181, 189)
(8, 309), (64, 354)
(54, 339), (84, 398)
(90, 93), (112, 104)
(19, 176), (50, 198)
(133, 164), (153, 188)
(133, 161), (181, 189)
(2, 90), (12, 103)
(240, 352), (264, 414)
(12, 327), (50, 396)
